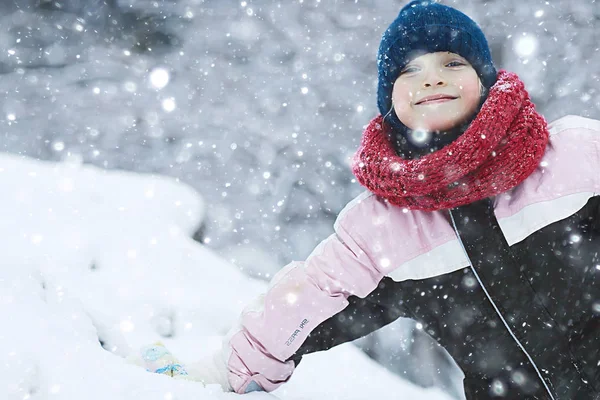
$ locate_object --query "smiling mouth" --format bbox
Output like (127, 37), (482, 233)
(416, 97), (457, 105)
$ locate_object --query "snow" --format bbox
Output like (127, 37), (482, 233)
(2, 2), (599, 388)
(0, 153), (452, 400)
(6, 1), (594, 395)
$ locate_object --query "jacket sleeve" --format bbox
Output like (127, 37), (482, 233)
(222, 215), (385, 394)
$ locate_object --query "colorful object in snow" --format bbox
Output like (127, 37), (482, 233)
(136, 342), (189, 378)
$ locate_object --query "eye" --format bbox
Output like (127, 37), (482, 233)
(400, 66), (419, 75)
(446, 61), (465, 68)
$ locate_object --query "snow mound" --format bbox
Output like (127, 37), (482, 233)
(0, 154), (451, 400)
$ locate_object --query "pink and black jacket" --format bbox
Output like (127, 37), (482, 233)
(222, 115), (600, 399)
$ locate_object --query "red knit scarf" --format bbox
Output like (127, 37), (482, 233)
(352, 70), (549, 211)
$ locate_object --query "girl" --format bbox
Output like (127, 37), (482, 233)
(143, 1), (600, 398)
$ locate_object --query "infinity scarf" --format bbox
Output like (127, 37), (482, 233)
(352, 70), (549, 211)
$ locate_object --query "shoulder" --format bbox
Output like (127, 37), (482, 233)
(334, 191), (379, 235)
(506, 114), (600, 196)
(495, 114), (600, 245)
(333, 190), (392, 233)
(547, 114), (600, 136)
(543, 114), (600, 167)
(333, 191), (468, 282)
(334, 190), (455, 254)
(542, 114), (600, 172)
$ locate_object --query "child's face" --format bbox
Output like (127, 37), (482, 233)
(391, 52), (481, 132)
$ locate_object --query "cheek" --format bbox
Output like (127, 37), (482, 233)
(457, 74), (481, 110)
(391, 82), (414, 116)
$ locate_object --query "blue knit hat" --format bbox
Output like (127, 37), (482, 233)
(377, 1), (497, 131)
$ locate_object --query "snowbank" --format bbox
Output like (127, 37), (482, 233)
(0, 153), (451, 400)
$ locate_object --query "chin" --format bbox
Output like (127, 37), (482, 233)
(419, 114), (472, 131)
(417, 121), (460, 132)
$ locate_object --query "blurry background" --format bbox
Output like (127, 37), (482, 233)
(1, 0), (599, 396)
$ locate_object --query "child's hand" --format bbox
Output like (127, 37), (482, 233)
(126, 341), (192, 380)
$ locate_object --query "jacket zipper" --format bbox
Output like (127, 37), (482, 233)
(449, 210), (556, 400)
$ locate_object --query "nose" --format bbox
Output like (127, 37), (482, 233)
(422, 68), (447, 88)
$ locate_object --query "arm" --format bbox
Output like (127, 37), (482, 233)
(223, 220), (386, 393)
(289, 276), (411, 365)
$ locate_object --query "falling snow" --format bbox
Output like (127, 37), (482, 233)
(0, 0), (598, 399)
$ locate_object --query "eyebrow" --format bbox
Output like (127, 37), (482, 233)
(445, 53), (466, 61)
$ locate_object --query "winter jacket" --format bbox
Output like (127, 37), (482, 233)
(222, 115), (600, 399)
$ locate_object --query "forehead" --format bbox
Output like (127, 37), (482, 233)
(406, 51), (465, 63)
